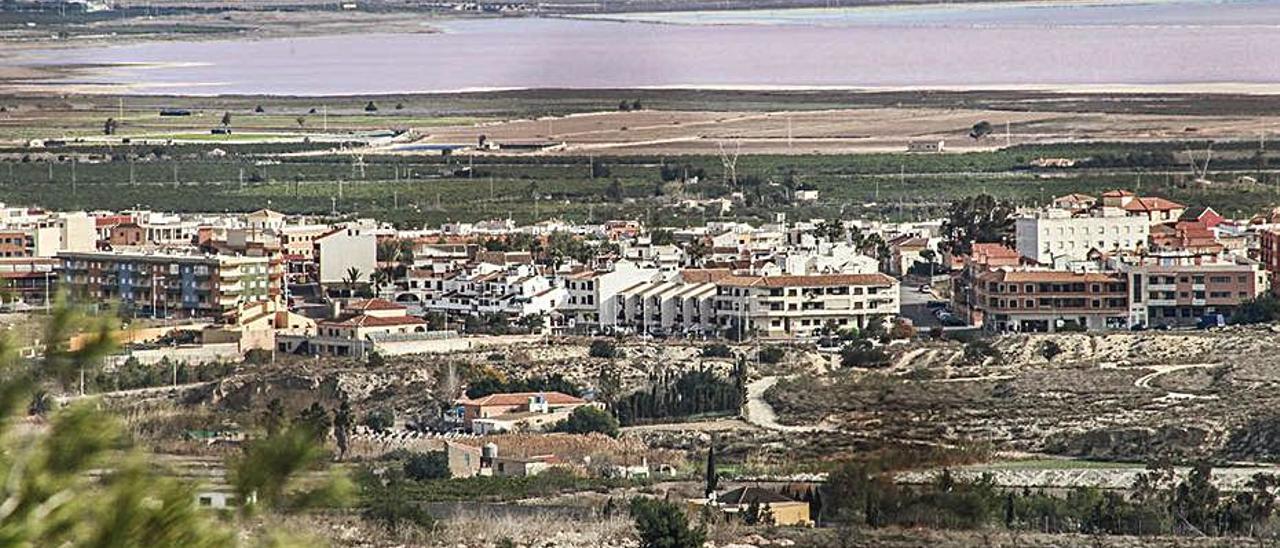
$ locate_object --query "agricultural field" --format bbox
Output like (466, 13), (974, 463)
(417, 107), (1280, 155)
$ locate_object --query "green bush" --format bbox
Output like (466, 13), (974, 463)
(404, 451), (450, 481)
(840, 345), (890, 368)
(363, 407), (395, 432)
(553, 406), (620, 438)
(701, 344), (732, 358)
(589, 339), (620, 359)
(630, 497), (705, 548)
(758, 346), (785, 365)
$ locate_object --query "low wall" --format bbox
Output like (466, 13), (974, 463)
(106, 342), (242, 367)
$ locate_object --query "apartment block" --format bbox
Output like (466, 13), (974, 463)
(1119, 255), (1267, 328)
(58, 250), (275, 319)
(1016, 206), (1150, 266)
(712, 273), (899, 339)
(974, 269), (1129, 332)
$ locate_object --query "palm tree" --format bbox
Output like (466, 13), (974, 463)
(342, 267), (363, 298)
(685, 238), (710, 267)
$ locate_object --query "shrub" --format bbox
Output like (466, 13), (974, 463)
(553, 406), (620, 438)
(589, 339), (619, 359)
(840, 345), (890, 368)
(962, 340), (1003, 365)
(701, 343), (732, 358)
(244, 348), (272, 365)
(404, 451), (450, 481)
(757, 346), (785, 365)
(363, 407), (396, 432)
(889, 320), (916, 340)
(366, 351), (387, 368)
(630, 497), (705, 548)
(1038, 340), (1063, 362)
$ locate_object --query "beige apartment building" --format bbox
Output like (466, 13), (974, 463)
(712, 273), (899, 339)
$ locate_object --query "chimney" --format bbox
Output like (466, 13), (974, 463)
(329, 300), (342, 320)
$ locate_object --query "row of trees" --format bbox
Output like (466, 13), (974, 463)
(610, 365), (745, 426)
(821, 459), (1280, 538)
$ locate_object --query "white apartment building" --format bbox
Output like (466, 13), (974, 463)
(1016, 207), (1150, 267)
(314, 226), (377, 285)
(410, 263), (565, 319)
(712, 273), (900, 339)
(559, 261), (660, 331)
(613, 279), (718, 336)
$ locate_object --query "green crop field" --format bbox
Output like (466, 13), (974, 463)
(0, 140), (1276, 226)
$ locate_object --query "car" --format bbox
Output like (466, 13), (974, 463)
(926, 300), (947, 309)
(918, 284), (932, 293)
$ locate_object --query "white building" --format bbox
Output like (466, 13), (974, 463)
(314, 226), (377, 285)
(1016, 207), (1150, 267)
(559, 261), (660, 332)
(712, 273), (900, 339)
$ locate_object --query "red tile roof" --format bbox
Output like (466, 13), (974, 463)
(345, 298), (405, 312)
(679, 268), (733, 283)
(321, 314), (425, 328)
(1123, 197), (1186, 213)
(462, 391), (585, 407)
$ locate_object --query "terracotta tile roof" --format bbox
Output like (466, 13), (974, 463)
(462, 391), (585, 407)
(971, 243), (1020, 259)
(321, 314), (425, 328)
(1123, 197), (1185, 212)
(679, 268), (733, 283)
(1102, 190), (1135, 197)
(717, 273), (896, 288)
(345, 298), (405, 312)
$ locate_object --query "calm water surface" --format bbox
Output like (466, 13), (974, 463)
(18, 0), (1280, 95)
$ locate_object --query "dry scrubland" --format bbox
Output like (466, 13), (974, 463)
(766, 327), (1280, 463)
(417, 107), (1280, 155)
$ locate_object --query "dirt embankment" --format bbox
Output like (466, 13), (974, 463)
(765, 327), (1280, 463)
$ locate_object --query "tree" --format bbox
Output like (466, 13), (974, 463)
(650, 229), (675, 246)
(685, 239), (710, 267)
(365, 101), (379, 112)
(333, 399), (352, 460)
(701, 343), (732, 358)
(220, 111), (232, 127)
(229, 424), (352, 515)
(589, 339), (619, 359)
(262, 397), (286, 436)
(618, 100), (632, 112)
(630, 497), (705, 548)
(364, 407), (395, 432)
(553, 406), (620, 437)
(815, 220), (846, 243)
(295, 402), (331, 443)
(940, 194), (1015, 256)
(403, 451), (450, 481)
(705, 438), (718, 497)
(296, 116), (306, 128)
(962, 339), (1003, 365)
(1038, 340), (1063, 362)
(342, 266), (363, 297)
(605, 179), (624, 202)
(103, 117), (118, 135)
(758, 346), (785, 365)
(969, 120), (994, 140)
(360, 468), (436, 533)
(631, 99), (643, 111)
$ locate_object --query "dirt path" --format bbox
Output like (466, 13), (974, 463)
(1133, 363), (1218, 400)
(743, 376), (835, 433)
